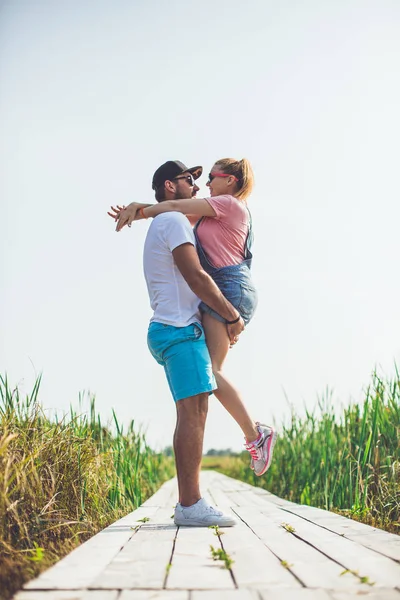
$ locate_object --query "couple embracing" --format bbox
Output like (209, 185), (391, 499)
(109, 157), (276, 527)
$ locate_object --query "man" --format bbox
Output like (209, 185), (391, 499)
(118, 160), (244, 526)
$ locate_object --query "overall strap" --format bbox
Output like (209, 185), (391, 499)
(193, 218), (217, 273)
(244, 207), (254, 261)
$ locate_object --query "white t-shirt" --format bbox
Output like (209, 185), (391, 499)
(143, 212), (201, 327)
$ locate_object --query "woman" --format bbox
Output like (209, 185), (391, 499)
(109, 158), (276, 476)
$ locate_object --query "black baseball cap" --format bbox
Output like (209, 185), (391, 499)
(152, 160), (203, 190)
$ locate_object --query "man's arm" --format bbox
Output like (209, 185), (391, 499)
(172, 243), (244, 339)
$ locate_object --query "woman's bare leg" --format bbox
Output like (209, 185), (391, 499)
(202, 312), (259, 442)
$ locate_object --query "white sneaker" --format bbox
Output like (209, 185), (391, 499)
(245, 423), (277, 476)
(174, 498), (236, 527)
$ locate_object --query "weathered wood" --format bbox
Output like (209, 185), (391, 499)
(141, 477), (178, 508)
(212, 473), (292, 506)
(120, 592), (189, 600)
(14, 593), (118, 600)
(233, 506), (371, 591)
(258, 507), (400, 588)
(218, 516), (301, 588)
(258, 591), (333, 600)
(16, 472), (400, 600)
(280, 505), (400, 562)
(166, 525), (234, 590)
(191, 590), (259, 599)
(23, 506), (159, 590)
(330, 591), (400, 600)
(91, 525), (176, 589)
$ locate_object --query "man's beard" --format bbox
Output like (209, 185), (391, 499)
(174, 189), (195, 200)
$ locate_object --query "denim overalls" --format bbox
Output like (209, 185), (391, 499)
(193, 210), (258, 325)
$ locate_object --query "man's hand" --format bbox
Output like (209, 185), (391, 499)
(172, 244), (246, 336)
(227, 317), (245, 348)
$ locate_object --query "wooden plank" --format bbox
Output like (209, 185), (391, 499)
(217, 515), (301, 588)
(191, 590), (259, 600)
(18, 472), (400, 599)
(166, 526), (234, 590)
(330, 591), (400, 600)
(23, 506), (159, 590)
(233, 506), (372, 591)
(212, 473), (293, 506)
(120, 592), (189, 600)
(14, 593), (118, 600)
(281, 505), (400, 562)
(91, 524), (176, 589)
(259, 508), (400, 588)
(282, 504), (391, 536)
(207, 485), (238, 510)
(341, 536), (400, 563)
(258, 591), (333, 600)
(141, 477), (178, 508)
(226, 490), (273, 508)
(208, 473), (259, 493)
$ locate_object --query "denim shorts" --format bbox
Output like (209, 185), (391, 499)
(200, 269), (258, 326)
(147, 321), (216, 402)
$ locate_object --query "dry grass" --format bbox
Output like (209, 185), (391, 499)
(0, 375), (175, 600)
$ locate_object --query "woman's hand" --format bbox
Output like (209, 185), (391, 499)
(108, 203), (146, 232)
(107, 204), (125, 222)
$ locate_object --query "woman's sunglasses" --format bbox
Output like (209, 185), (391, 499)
(207, 172), (239, 184)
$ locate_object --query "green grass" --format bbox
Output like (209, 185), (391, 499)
(2, 368), (399, 598)
(202, 369), (400, 534)
(0, 374), (175, 600)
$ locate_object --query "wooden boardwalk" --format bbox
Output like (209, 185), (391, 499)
(14, 471), (400, 600)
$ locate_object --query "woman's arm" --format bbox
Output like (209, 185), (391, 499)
(143, 198), (216, 219)
(112, 198), (216, 232)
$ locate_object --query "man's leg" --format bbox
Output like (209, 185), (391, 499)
(173, 392), (208, 507)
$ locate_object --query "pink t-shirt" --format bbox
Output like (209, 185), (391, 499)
(196, 195), (249, 268)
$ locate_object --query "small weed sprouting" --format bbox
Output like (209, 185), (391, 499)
(281, 523), (296, 533)
(280, 559), (293, 569)
(340, 569), (375, 586)
(208, 525), (225, 536)
(210, 544), (234, 569)
(360, 576), (375, 586)
(137, 517), (150, 523)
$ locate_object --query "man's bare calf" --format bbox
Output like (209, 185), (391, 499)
(173, 393), (208, 507)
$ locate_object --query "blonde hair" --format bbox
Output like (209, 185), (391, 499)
(213, 157), (254, 201)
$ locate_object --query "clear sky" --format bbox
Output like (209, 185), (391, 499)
(1, 0), (399, 453)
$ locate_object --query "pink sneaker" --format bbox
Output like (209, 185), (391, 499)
(245, 423), (277, 476)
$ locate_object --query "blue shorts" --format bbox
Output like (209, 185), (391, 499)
(147, 321), (216, 402)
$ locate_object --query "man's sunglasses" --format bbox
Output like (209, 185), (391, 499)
(173, 174), (195, 186)
(207, 172), (239, 184)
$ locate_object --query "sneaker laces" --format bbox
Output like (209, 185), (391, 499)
(204, 504), (222, 516)
(183, 500), (222, 517)
(245, 442), (263, 461)
(245, 431), (266, 460)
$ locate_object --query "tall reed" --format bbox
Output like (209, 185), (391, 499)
(211, 370), (400, 532)
(0, 375), (175, 600)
